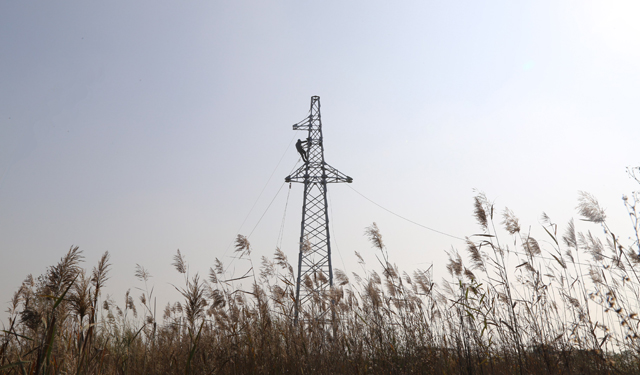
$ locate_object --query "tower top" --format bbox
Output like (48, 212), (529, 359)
(286, 96), (352, 184)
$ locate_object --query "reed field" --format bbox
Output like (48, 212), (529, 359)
(4, 169), (640, 374)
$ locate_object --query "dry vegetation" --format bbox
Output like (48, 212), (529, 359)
(4, 168), (640, 374)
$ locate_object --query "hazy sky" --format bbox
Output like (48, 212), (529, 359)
(2, 1), (640, 323)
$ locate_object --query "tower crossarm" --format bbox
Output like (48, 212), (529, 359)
(285, 162), (353, 184)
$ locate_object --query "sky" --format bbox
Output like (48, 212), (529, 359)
(2, 1), (640, 324)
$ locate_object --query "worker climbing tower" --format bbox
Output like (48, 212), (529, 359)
(285, 96), (352, 324)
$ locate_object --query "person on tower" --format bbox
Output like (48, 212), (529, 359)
(296, 139), (309, 163)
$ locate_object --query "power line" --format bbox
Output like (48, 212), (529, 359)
(328, 190), (348, 273)
(276, 183), (292, 249)
(220, 134), (298, 260)
(346, 185), (612, 268)
(346, 184), (466, 241)
(248, 182), (286, 238)
(224, 181), (287, 273)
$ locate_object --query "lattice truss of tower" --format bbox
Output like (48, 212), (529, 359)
(285, 96), (352, 324)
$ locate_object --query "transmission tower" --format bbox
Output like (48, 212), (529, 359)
(285, 96), (352, 324)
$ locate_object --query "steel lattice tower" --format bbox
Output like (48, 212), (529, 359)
(285, 96), (352, 324)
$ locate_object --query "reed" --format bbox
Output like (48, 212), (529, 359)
(3, 169), (640, 374)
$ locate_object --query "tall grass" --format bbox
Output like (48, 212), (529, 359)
(3, 170), (640, 374)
